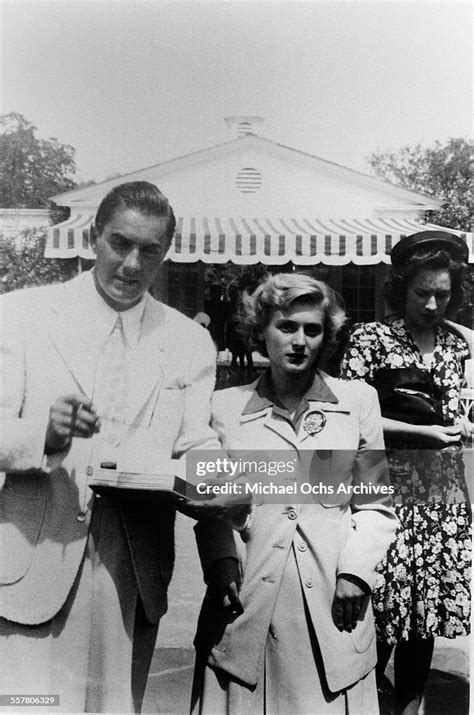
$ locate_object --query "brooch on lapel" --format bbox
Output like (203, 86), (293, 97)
(303, 410), (327, 436)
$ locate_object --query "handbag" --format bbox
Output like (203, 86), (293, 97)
(371, 367), (444, 425)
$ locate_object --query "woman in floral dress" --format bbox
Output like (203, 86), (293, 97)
(340, 231), (472, 715)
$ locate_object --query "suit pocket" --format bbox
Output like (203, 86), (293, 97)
(0, 486), (46, 584)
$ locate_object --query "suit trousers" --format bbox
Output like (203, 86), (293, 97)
(0, 496), (158, 714)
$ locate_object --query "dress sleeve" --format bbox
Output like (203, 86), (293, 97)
(339, 323), (380, 384)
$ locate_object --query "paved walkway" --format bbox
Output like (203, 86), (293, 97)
(147, 483), (472, 714)
(142, 638), (470, 714)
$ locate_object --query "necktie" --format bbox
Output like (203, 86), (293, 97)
(94, 314), (128, 459)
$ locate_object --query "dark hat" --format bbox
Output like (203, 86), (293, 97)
(391, 230), (468, 266)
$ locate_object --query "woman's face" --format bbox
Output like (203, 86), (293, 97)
(262, 300), (325, 377)
(404, 268), (451, 330)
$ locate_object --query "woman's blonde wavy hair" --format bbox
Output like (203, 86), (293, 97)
(237, 272), (346, 364)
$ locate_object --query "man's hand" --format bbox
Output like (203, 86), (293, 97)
(45, 392), (100, 454)
(331, 576), (368, 632)
(206, 557), (243, 618)
(174, 477), (251, 524)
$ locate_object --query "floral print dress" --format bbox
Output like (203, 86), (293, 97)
(340, 317), (471, 644)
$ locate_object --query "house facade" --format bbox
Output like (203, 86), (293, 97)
(48, 116), (472, 324)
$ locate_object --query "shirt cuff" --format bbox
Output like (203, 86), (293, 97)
(337, 572), (371, 595)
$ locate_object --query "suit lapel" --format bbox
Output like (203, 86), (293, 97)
(46, 280), (167, 423)
(126, 299), (165, 424)
(46, 290), (98, 398)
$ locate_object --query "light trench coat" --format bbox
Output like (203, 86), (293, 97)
(196, 371), (397, 695)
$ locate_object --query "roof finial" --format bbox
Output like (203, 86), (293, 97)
(224, 115), (264, 138)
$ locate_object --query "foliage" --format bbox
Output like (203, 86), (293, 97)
(0, 227), (77, 294)
(0, 112), (77, 209)
(203, 264), (269, 298)
(370, 137), (473, 327)
(369, 137), (473, 232)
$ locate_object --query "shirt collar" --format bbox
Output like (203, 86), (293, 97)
(242, 369), (338, 415)
(81, 270), (147, 348)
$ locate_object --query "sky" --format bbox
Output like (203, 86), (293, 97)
(1, 0), (472, 184)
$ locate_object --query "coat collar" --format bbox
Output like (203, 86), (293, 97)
(242, 369), (338, 416)
(239, 370), (346, 449)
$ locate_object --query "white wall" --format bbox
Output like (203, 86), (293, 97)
(0, 209), (50, 235)
(138, 147), (422, 218)
(63, 142), (428, 219)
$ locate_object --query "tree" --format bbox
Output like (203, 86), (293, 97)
(203, 264), (268, 300)
(0, 112), (77, 209)
(370, 137), (472, 327)
(0, 227), (78, 294)
(369, 137), (472, 232)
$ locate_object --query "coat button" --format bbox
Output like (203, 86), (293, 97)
(298, 542), (307, 552)
(86, 466), (93, 477)
(288, 509), (297, 520)
(305, 578), (314, 588)
(76, 512), (87, 522)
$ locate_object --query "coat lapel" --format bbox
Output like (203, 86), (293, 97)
(263, 412), (300, 449)
(298, 401), (351, 444)
(240, 409), (300, 451)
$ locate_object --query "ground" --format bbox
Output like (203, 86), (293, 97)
(142, 513), (470, 714)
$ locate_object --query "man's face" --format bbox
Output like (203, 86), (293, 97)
(91, 208), (170, 311)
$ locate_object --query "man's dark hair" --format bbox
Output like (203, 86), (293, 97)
(94, 181), (176, 247)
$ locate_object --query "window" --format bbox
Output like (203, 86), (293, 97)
(167, 264), (202, 317)
(341, 264), (376, 324)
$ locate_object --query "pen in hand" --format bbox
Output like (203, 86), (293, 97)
(45, 392), (101, 453)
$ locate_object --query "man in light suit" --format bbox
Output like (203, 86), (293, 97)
(0, 182), (234, 712)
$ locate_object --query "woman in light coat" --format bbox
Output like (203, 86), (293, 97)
(191, 273), (397, 714)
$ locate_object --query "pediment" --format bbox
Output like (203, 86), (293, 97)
(52, 134), (438, 214)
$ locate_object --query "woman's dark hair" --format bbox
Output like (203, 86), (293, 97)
(237, 272), (346, 365)
(94, 181), (176, 247)
(384, 248), (467, 317)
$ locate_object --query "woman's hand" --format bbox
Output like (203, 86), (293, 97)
(457, 417), (473, 442)
(331, 576), (369, 632)
(420, 423), (462, 446)
(383, 417), (462, 447)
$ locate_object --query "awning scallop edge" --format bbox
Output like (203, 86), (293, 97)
(45, 216), (473, 265)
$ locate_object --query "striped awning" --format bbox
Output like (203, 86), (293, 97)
(45, 215), (473, 265)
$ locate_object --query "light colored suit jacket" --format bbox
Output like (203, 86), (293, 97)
(0, 272), (232, 625)
(197, 373), (397, 693)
